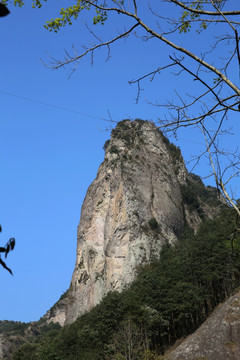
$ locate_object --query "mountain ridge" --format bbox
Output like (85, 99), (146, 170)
(44, 119), (222, 326)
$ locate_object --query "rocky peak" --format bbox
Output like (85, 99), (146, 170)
(61, 119), (188, 324)
(45, 120), (220, 326)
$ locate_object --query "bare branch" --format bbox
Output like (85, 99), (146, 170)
(46, 23), (139, 73)
(132, 0), (137, 16)
(129, 62), (177, 102)
(37, 0), (240, 216)
(202, 124), (240, 216)
(137, 19), (240, 96)
(170, 0), (240, 16)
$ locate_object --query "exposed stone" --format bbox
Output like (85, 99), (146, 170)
(169, 290), (240, 360)
(62, 120), (189, 324)
(0, 328), (35, 360)
(43, 292), (68, 326)
(0, 334), (16, 360)
(0, 335), (3, 359)
(184, 206), (202, 234)
(46, 120), (221, 325)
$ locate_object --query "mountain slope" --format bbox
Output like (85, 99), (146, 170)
(46, 119), (220, 326)
(2, 119), (235, 360)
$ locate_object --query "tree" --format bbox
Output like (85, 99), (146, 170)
(111, 318), (149, 360)
(4, 0), (240, 216)
(0, 225), (15, 275)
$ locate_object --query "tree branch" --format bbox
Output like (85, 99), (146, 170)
(170, 0), (240, 16)
(202, 124), (240, 216)
(45, 23), (139, 73)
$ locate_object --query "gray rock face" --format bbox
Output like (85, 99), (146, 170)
(43, 293), (69, 326)
(46, 120), (221, 327)
(0, 334), (12, 360)
(169, 290), (240, 360)
(63, 120), (188, 324)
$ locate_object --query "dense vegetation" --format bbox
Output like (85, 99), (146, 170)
(0, 321), (61, 338)
(181, 173), (222, 219)
(0, 321), (29, 335)
(10, 206), (240, 360)
(106, 119), (148, 149)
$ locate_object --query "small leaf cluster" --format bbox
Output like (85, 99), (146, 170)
(93, 9), (107, 25)
(179, 1), (208, 34)
(112, 0), (125, 5)
(44, 1), (87, 33)
(32, 0), (46, 9)
(43, 1), (110, 32)
(1, 0), (24, 7)
(3, 0), (46, 8)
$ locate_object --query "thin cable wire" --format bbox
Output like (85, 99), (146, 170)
(0, 90), (208, 146)
(0, 89), (106, 121)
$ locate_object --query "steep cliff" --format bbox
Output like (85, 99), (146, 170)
(45, 119), (217, 326)
(64, 119), (188, 324)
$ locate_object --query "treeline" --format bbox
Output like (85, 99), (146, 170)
(0, 321), (28, 335)
(11, 207), (240, 360)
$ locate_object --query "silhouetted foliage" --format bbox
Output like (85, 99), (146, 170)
(0, 225), (15, 275)
(0, 3), (10, 17)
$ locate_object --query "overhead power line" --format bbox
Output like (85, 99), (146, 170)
(0, 89), (106, 121)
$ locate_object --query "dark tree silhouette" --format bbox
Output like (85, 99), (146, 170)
(0, 3), (10, 17)
(0, 225), (15, 275)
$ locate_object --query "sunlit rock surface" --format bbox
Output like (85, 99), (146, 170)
(64, 120), (188, 324)
(47, 120), (214, 325)
(169, 290), (240, 360)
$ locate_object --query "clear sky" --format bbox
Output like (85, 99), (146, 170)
(1, 0), (240, 323)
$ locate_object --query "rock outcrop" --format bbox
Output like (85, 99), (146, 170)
(64, 119), (188, 324)
(43, 292), (68, 327)
(46, 119), (220, 326)
(169, 290), (240, 360)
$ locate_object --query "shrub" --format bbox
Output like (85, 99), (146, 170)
(103, 139), (110, 151)
(148, 218), (159, 230)
(109, 145), (119, 154)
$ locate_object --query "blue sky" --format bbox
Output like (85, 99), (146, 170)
(1, 0), (240, 323)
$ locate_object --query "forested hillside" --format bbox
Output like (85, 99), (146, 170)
(10, 206), (240, 360)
